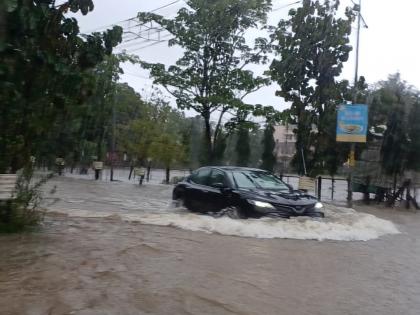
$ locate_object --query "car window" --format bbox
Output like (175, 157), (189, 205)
(232, 172), (255, 189)
(232, 171), (289, 191)
(208, 169), (226, 187)
(190, 168), (211, 185)
(252, 173), (289, 190)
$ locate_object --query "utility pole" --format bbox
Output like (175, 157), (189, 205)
(354, 0), (362, 90)
(348, 0), (362, 208)
(110, 88), (117, 181)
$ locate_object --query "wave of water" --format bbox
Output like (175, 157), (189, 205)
(48, 204), (400, 242)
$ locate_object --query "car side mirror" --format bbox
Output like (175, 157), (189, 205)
(286, 184), (293, 191)
(212, 182), (225, 189)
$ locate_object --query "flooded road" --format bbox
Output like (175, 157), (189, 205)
(41, 177), (399, 241)
(0, 176), (419, 314)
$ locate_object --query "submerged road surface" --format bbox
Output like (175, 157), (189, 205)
(0, 176), (419, 315)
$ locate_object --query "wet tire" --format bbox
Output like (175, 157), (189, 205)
(307, 211), (325, 218)
(173, 198), (184, 208)
(266, 213), (290, 219)
(226, 206), (246, 219)
(172, 194), (188, 209)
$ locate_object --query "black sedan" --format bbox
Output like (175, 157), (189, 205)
(172, 166), (324, 219)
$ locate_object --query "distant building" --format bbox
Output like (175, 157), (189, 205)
(273, 124), (297, 172)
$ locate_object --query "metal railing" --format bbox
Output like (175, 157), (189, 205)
(280, 174), (350, 205)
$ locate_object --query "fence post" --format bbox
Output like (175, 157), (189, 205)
(331, 176), (335, 200)
(317, 176), (322, 200)
(364, 175), (371, 204)
(347, 175), (352, 207)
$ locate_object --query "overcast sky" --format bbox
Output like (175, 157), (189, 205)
(71, 0), (420, 115)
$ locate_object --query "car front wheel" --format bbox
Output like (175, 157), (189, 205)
(225, 206), (246, 219)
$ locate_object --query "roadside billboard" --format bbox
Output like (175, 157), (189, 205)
(336, 104), (368, 143)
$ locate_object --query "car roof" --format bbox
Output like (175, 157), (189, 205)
(204, 166), (268, 172)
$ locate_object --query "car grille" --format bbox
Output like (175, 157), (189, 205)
(274, 204), (315, 214)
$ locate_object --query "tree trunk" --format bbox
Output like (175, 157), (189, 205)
(96, 131), (104, 162)
(363, 175), (371, 204)
(128, 165), (134, 180)
(147, 164), (151, 182)
(393, 173), (398, 195)
(166, 167), (170, 184)
(203, 113), (213, 164)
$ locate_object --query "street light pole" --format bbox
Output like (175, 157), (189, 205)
(348, 0), (362, 208)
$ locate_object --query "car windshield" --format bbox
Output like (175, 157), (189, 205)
(232, 171), (290, 191)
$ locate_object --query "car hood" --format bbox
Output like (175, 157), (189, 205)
(237, 188), (317, 206)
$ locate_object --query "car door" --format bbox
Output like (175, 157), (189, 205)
(186, 167), (212, 212)
(206, 169), (230, 212)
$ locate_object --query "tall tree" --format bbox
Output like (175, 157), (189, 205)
(269, 0), (355, 175)
(373, 74), (414, 180)
(261, 123), (276, 172)
(0, 0), (122, 172)
(407, 99), (420, 172)
(149, 134), (186, 183)
(137, 0), (275, 164)
(380, 109), (409, 178)
(235, 126), (251, 166)
(118, 90), (189, 169)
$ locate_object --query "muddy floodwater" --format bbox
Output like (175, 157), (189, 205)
(1, 176), (420, 315)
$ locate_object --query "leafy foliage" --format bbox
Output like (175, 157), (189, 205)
(137, 0), (278, 163)
(369, 74), (417, 177)
(260, 124), (276, 172)
(117, 89), (188, 173)
(0, 0), (122, 172)
(0, 165), (53, 233)
(235, 125), (251, 167)
(270, 0), (355, 175)
(406, 100), (420, 172)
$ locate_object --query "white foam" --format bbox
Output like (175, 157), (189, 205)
(49, 204), (400, 242)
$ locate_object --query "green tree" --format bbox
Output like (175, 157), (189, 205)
(137, 0), (275, 164)
(372, 74), (415, 182)
(269, 0), (355, 175)
(0, 0), (122, 172)
(118, 90), (190, 174)
(185, 116), (206, 168)
(407, 99), (420, 172)
(248, 128), (264, 167)
(149, 134), (186, 183)
(261, 123), (276, 172)
(235, 126), (251, 166)
(380, 109), (409, 178)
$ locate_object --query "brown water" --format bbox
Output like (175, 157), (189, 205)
(1, 177), (420, 314)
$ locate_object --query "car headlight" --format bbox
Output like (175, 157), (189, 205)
(248, 200), (275, 209)
(315, 202), (323, 209)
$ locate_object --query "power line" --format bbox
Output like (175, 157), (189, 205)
(123, 72), (152, 80)
(120, 28), (168, 45)
(123, 35), (172, 53)
(117, 32), (171, 50)
(272, 0), (302, 12)
(113, 0), (302, 53)
(117, 37), (171, 54)
(83, 0), (182, 33)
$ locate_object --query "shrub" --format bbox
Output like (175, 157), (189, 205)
(0, 166), (53, 233)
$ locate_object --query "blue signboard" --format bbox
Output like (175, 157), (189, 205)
(336, 104), (368, 143)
